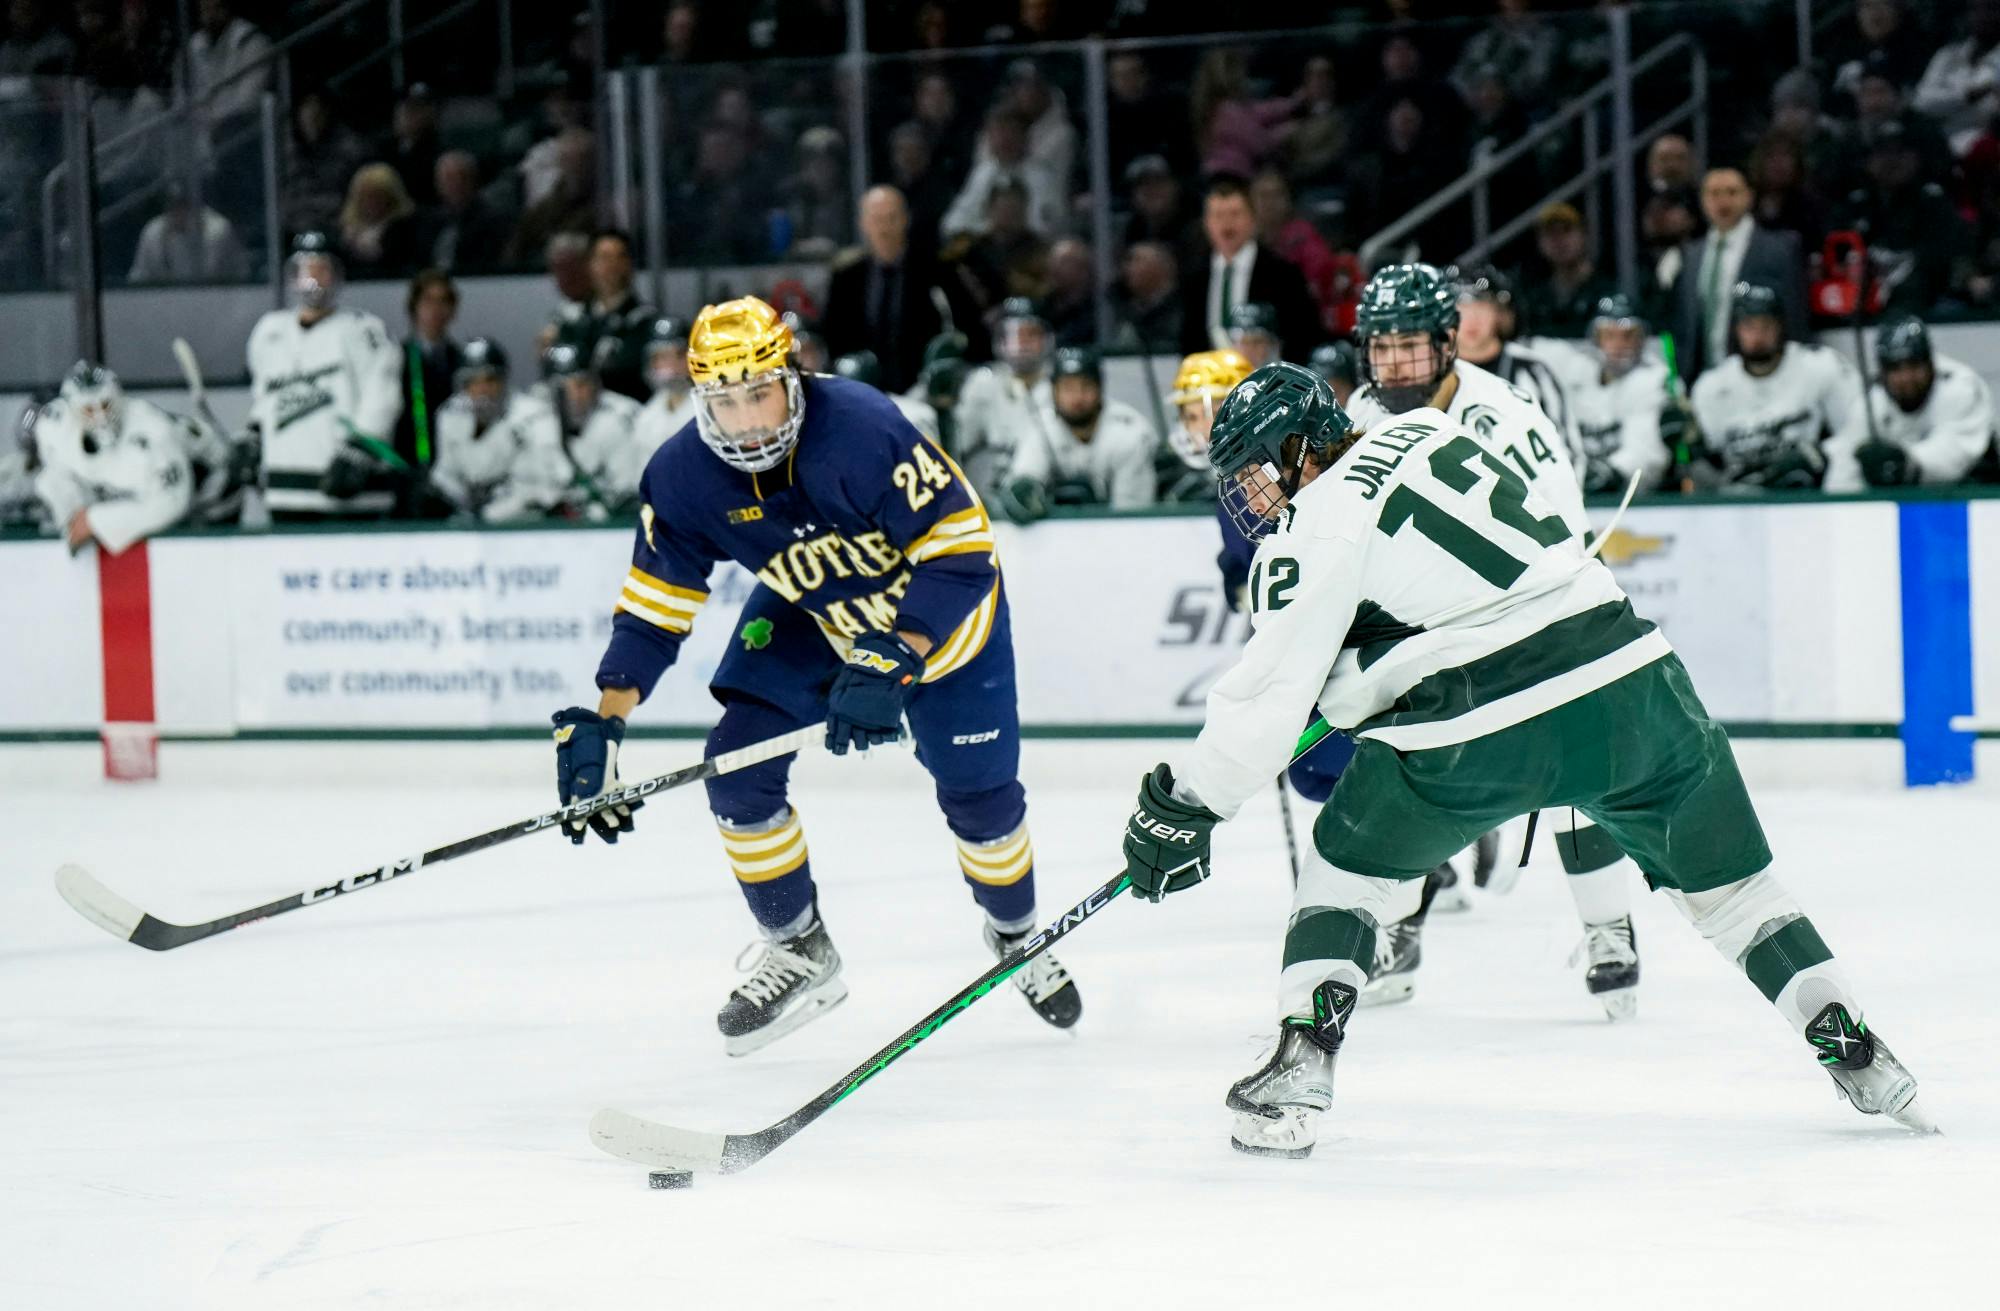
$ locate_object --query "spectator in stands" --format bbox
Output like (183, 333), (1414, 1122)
(1192, 47), (1297, 180)
(1915, 0), (2000, 156)
(1122, 156), (1202, 264)
(940, 110), (1064, 241)
(1285, 55), (1351, 189)
(1107, 51), (1188, 184)
(1829, 1), (1932, 105)
(947, 176), (1051, 321)
(1041, 238), (1096, 347)
(0, 0), (73, 75)
(1834, 122), (1977, 314)
(1361, 32), (1461, 153)
(419, 151), (510, 274)
(1453, 0), (1559, 109)
(1845, 55), (1955, 186)
(1520, 203), (1615, 338)
(1746, 134), (1828, 251)
(73, 0), (148, 89)
(555, 229), (656, 403)
(905, 1), (954, 50)
(519, 96), (590, 209)
(1178, 174), (1318, 361)
(1645, 133), (1699, 200)
(910, 71), (971, 190)
(537, 231), (592, 352)
(660, 0), (712, 63)
(1250, 169), (1338, 332)
(1462, 65), (1530, 152)
(1642, 188), (1700, 302)
(338, 163), (422, 279)
(1110, 240), (1182, 354)
(885, 122), (952, 247)
(507, 128), (597, 268)
(784, 126), (852, 259)
(822, 186), (948, 394)
(984, 0), (1077, 44)
(1349, 98), (1466, 260)
(396, 269), (460, 484)
(387, 84), (443, 207)
(1670, 167), (1807, 381)
(669, 122), (771, 264)
(127, 183), (250, 285)
(1765, 70), (1845, 185)
(283, 89), (368, 238)
(186, 0), (271, 126)
(999, 59), (1077, 196)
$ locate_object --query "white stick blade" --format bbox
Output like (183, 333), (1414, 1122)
(171, 337), (204, 396)
(589, 1108), (728, 1173)
(54, 864), (145, 940)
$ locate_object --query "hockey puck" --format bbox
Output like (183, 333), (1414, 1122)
(648, 1170), (694, 1190)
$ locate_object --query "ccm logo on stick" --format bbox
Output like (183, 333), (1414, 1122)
(303, 857), (417, 904)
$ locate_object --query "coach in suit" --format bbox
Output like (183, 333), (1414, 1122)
(1179, 174), (1321, 363)
(821, 185), (947, 393)
(1671, 167), (1808, 381)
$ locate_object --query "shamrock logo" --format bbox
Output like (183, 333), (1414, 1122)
(740, 618), (775, 651)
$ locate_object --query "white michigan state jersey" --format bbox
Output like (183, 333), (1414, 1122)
(1690, 343), (1865, 485)
(524, 389), (646, 520)
(1176, 407), (1665, 819)
(633, 388), (697, 461)
(1007, 395), (1158, 509)
(1823, 354), (1996, 492)
(1350, 359), (1588, 540)
(952, 365), (1052, 497)
(1571, 360), (1673, 493)
(33, 396), (195, 552)
(430, 390), (563, 522)
(247, 306), (403, 514)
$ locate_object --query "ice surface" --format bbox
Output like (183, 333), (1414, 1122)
(1, 740), (1992, 1309)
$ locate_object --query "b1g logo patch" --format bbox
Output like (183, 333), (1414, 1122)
(727, 505), (765, 524)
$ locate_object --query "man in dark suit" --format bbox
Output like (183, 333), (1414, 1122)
(821, 185), (947, 393)
(1179, 174), (1320, 364)
(1671, 167), (1808, 382)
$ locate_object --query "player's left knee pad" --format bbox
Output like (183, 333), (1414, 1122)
(703, 703), (799, 823)
(1279, 849), (1425, 1019)
(1667, 868), (1850, 1030)
(934, 779), (1026, 846)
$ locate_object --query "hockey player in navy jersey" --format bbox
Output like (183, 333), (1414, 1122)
(552, 296), (1080, 1055)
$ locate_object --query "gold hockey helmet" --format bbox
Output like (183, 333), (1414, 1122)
(1166, 348), (1253, 470)
(687, 296), (806, 472)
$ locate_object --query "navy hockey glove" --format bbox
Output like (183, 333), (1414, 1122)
(1123, 764), (1223, 903)
(824, 632), (921, 756)
(1857, 439), (1915, 487)
(551, 707), (642, 844)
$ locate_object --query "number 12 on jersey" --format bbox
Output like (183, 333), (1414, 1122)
(1378, 435), (1571, 588)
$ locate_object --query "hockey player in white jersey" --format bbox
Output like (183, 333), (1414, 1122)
(632, 316), (697, 459)
(33, 362), (196, 554)
(1447, 264), (1578, 454)
(533, 341), (646, 519)
(998, 346), (1157, 519)
(1690, 283), (1867, 488)
(1824, 315), (1996, 491)
(1227, 302), (1284, 370)
(1119, 362), (1932, 1157)
(951, 298), (1054, 502)
(1346, 262), (1642, 1016)
(1570, 294), (1674, 494)
(246, 232), (404, 517)
(833, 350), (940, 441)
(428, 339), (566, 523)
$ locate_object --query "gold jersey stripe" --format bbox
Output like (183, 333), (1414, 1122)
(959, 848), (1033, 885)
(910, 533), (996, 565)
(628, 566), (709, 605)
(921, 582), (998, 682)
(958, 843), (1033, 877)
(718, 816), (804, 853)
(617, 589), (695, 632)
(720, 828), (809, 881)
(902, 506), (988, 562)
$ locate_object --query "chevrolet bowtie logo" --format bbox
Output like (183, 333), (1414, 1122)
(1593, 529), (1672, 567)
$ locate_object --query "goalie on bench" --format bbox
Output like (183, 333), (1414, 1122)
(553, 296), (1080, 1055)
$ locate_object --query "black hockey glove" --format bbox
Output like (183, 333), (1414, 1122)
(998, 475), (1049, 524)
(1123, 763), (1223, 903)
(320, 433), (410, 501)
(1752, 445), (1822, 491)
(1857, 439), (1915, 487)
(824, 632), (921, 756)
(551, 707), (642, 844)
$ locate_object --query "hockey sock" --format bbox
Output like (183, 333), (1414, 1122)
(1666, 869), (1854, 1031)
(955, 823), (1036, 926)
(717, 808), (817, 935)
(1555, 812), (1632, 925)
(1281, 849), (1423, 1019)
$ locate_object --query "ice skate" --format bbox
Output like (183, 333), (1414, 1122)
(1429, 859), (1473, 913)
(1570, 916), (1639, 1020)
(1358, 917), (1422, 1008)
(1470, 827), (1504, 889)
(985, 923), (1082, 1028)
(1806, 1003), (1936, 1133)
(1228, 981), (1355, 1159)
(717, 915), (847, 1056)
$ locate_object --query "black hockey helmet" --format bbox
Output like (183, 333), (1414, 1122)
(995, 297), (1052, 374)
(647, 316), (690, 349)
(286, 230), (342, 310)
(455, 337), (509, 386)
(1309, 339), (1357, 386)
(833, 350), (883, 387)
(1452, 263), (1516, 307)
(1208, 361), (1354, 542)
(1353, 263), (1458, 413)
(922, 330), (969, 368)
(1875, 314), (1932, 369)
(1729, 282), (1783, 325)
(1590, 292), (1647, 331)
(1050, 344), (1101, 385)
(542, 340), (594, 380)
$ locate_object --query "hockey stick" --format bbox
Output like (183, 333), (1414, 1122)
(590, 870), (1133, 1177)
(171, 337), (226, 437)
(1584, 467), (1642, 560)
(1275, 773), (1300, 887)
(54, 725), (826, 951)
(590, 722), (1335, 1180)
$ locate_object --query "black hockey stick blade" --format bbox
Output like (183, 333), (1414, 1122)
(53, 725), (828, 951)
(590, 870), (1131, 1177)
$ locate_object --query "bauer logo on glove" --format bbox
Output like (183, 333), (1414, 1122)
(1122, 763), (1223, 902)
